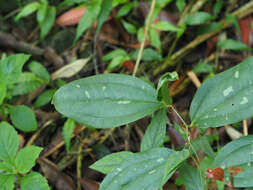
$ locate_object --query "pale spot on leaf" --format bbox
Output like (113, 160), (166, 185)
(117, 100), (131, 104)
(223, 86), (233, 96)
(85, 91), (90, 99)
(234, 71), (239, 78)
(240, 97), (248, 105)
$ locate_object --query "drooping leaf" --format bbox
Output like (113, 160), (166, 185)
(217, 39), (249, 51)
(74, 0), (101, 43)
(141, 109), (166, 152)
(10, 105), (37, 132)
(0, 174), (15, 190)
(0, 122), (19, 163)
(96, 0), (113, 34)
(0, 54), (30, 85)
(190, 56), (253, 128)
(100, 148), (188, 190)
(117, 2), (132, 17)
(62, 119), (76, 153)
(213, 135), (253, 168)
(28, 61), (50, 83)
(53, 74), (161, 128)
(15, 2), (41, 21)
(176, 0), (185, 12)
(185, 11), (213, 25)
(121, 19), (137, 34)
(34, 89), (56, 108)
(15, 146), (43, 174)
(90, 151), (134, 174)
(180, 163), (204, 190)
(20, 172), (50, 190)
(39, 6), (56, 40)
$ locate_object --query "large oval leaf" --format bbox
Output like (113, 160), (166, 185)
(100, 148), (189, 190)
(53, 74), (161, 128)
(190, 56), (253, 128)
(213, 135), (253, 168)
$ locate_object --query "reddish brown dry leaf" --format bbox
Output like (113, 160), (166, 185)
(228, 166), (243, 176)
(56, 6), (87, 27)
(206, 167), (224, 181)
(80, 178), (99, 190)
(239, 16), (253, 47)
(122, 60), (134, 73)
(38, 158), (76, 190)
(205, 35), (218, 56)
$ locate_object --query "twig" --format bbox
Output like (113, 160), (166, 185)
(77, 144), (83, 190)
(187, 71), (201, 88)
(133, 0), (156, 76)
(243, 120), (248, 136)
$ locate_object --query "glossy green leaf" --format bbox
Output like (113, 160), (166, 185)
(121, 19), (136, 34)
(190, 57), (253, 128)
(10, 105), (37, 132)
(141, 109), (166, 152)
(131, 48), (162, 61)
(157, 72), (178, 105)
(62, 119), (76, 153)
(39, 6), (56, 40)
(0, 122), (19, 163)
(226, 14), (241, 35)
(34, 89), (56, 108)
(0, 174), (15, 190)
(20, 172), (50, 190)
(36, 4), (47, 23)
(15, 2), (41, 21)
(117, 3), (132, 17)
(0, 161), (15, 173)
(213, 135), (253, 168)
(180, 163), (204, 190)
(234, 164), (253, 187)
(185, 11), (213, 25)
(217, 39), (249, 51)
(176, 0), (185, 12)
(191, 136), (215, 158)
(0, 54), (30, 85)
(197, 22), (221, 35)
(28, 61), (50, 83)
(96, 0), (113, 34)
(15, 146), (43, 174)
(90, 151), (134, 174)
(74, 0), (101, 43)
(213, 0), (223, 15)
(100, 148), (179, 190)
(193, 62), (213, 74)
(106, 56), (129, 72)
(0, 82), (6, 105)
(102, 49), (127, 62)
(149, 28), (161, 50)
(152, 21), (178, 32)
(53, 74), (161, 128)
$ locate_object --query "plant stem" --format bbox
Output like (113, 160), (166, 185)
(132, 0), (156, 77)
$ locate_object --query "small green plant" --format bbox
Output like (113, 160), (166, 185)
(0, 122), (50, 190)
(53, 56), (253, 189)
(14, 0), (56, 40)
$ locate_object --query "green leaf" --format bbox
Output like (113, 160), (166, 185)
(179, 163), (204, 190)
(34, 89), (56, 108)
(53, 74), (161, 128)
(141, 109), (166, 152)
(28, 61), (50, 83)
(185, 11), (213, 25)
(74, 0), (102, 43)
(0, 174), (15, 190)
(191, 136), (215, 158)
(176, 0), (185, 12)
(117, 3), (132, 17)
(121, 19), (137, 34)
(213, 135), (253, 168)
(234, 166), (253, 187)
(0, 82), (6, 105)
(190, 56), (253, 128)
(149, 28), (161, 50)
(197, 22), (221, 35)
(151, 21), (179, 32)
(226, 14), (241, 35)
(15, 146), (42, 174)
(157, 72), (178, 105)
(102, 49), (127, 62)
(137, 27), (144, 43)
(131, 48), (162, 61)
(213, 0), (223, 15)
(10, 105), (37, 132)
(0, 122), (19, 163)
(90, 151), (134, 174)
(217, 39), (249, 51)
(100, 148), (182, 190)
(193, 62), (213, 74)
(20, 172), (50, 190)
(0, 54), (31, 85)
(106, 56), (128, 71)
(36, 4), (47, 23)
(15, 2), (41, 21)
(96, 0), (113, 34)
(39, 6), (56, 40)
(62, 119), (76, 153)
